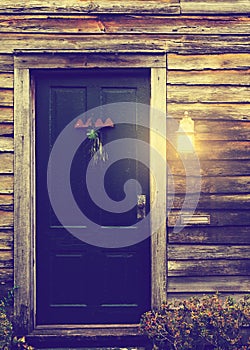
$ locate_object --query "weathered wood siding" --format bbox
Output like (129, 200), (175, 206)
(0, 64), (13, 297)
(0, 0), (249, 301)
(167, 53), (250, 298)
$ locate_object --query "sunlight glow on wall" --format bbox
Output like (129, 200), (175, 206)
(176, 111), (195, 154)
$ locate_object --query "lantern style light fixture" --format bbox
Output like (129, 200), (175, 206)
(176, 111), (195, 153)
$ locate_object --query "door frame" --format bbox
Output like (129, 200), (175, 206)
(14, 51), (167, 337)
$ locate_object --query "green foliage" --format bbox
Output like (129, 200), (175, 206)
(0, 288), (34, 350)
(0, 288), (15, 349)
(0, 311), (12, 349)
(140, 294), (250, 350)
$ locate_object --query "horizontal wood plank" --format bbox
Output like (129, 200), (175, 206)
(0, 194), (13, 210)
(168, 226), (250, 244)
(195, 120), (250, 141)
(168, 85), (250, 103)
(0, 55), (14, 72)
(167, 140), (250, 160)
(168, 53), (250, 70)
(0, 88), (13, 106)
(168, 210), (250, 227)
(169, 194), (250, 210)
(196, 140), (250, 160)
(0, 15), (249, 35)
(0, 1), (180, 14)
(168, 70), (250, 86)
(103, 15), (250, 34)
(0, 210), (13, 228)
(168, 176), (250, 194)
(0, 153), (13, 173)
(168, 276), (250, 292)
(168, 245), (250, 260)
(0, 73), (13, 88)
(167, 292), (250, 301)
(0, 107), (13, 123)
(0, 15), (104, 34)
(15, 53), (166, 69)
(0, 175), (13, 193)
(167, 103), (250, 121)
(181, 0), (250, 14)
(0, 230), (13, 250)
(0, 250), (13, 268)
(0, 137), (13, 151)
(0, 123), (13, 136)
(168, 159), (250, 176)
(167, 119), (250, 141)
(168, 259), (250, 276)
(0, 34), (249, 54)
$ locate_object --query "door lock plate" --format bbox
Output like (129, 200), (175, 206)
(137, 194), (146, 219)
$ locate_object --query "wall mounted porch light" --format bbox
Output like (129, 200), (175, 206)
(176, 111), (195, 154)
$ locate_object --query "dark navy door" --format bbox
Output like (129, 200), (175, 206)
(35, 69), (151, 324)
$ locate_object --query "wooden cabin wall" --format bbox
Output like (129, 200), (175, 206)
(0, 0), (249, 301)
(167, 53), (250, 299)
(0, 60), (13, 297)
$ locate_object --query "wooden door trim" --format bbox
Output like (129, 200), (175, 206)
(14, 52), (167, 335)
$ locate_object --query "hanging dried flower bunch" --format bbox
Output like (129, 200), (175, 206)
(86, 128), (109, 164)
(74, 117), (114, 165)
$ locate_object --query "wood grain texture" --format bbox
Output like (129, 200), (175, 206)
(0, 230), (13, 250)
(168, 160), (250, 176)
(0, 250), (13, 268)
(168, 226), (250, 244)
(150, 66), (167, 308)
(0, 153), (13, 173)
(0, 73), (13, 88)
(168, 260), (250, 276)
(170, 194), (250, 210)
(168, 276), (250, 293)
(0, 123), (13, 136)
(167, 103), (250, 121)
(181, 0), (250, 14)
(0, 107), (13, 123)
(0, 210), (13, 228)
(196, 140), (250, 160)
(195, 121), (250, 141)
(0, 55), (14, 72)
(0, 175), (13, 193)
(0, 0), (180, 14)
(102, 15), (250, 34)
(168, 176), (250, 194)
(15, 53), (166, 69)
(168, 245), (250, 260)
(0, 89), (13, 106)
(14, 68), (33, 331)
(0, 34), (249, 54)
(0, 15), (249, 35)
(167, 119), (250, 140)
(167, 292), (250, 301)
(0, 194), (13, 210)
(168, 70), (250, 86)
(168, 210), (250, 227)
(168, 53), (250, 70)
(168, 86), (250, 103)
(0, 137), (13, 151)
(167, 140), (250, 160)
(0, 0), (249, 15)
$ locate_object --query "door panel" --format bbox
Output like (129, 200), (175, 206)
(35, 69), (151, 325)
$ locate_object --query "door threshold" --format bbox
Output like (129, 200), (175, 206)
(35, 324), (140, 330)
(27, 325), (148, 349)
